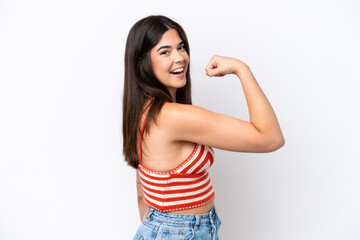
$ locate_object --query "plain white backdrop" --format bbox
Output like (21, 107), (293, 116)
(1, 0), (359, 239)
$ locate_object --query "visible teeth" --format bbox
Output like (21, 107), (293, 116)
(171, 67), (184, 73)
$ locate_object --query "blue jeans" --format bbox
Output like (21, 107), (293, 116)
(133, 206), (221, 240)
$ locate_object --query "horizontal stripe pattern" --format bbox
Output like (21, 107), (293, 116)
(138, 143), (215, 212)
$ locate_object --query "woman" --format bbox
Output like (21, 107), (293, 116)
(123, 15), (285, 239)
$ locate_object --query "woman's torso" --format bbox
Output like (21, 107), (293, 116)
(139, 106), (214, 215)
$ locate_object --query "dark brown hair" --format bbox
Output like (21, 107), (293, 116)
(123, 15), (192, 169)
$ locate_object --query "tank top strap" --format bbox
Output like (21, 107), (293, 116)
(139, 114), (148, 164)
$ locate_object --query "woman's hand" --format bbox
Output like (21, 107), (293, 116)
(205, 55), (248, 77)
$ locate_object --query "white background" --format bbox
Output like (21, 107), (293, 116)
(1, 0), (359, 239)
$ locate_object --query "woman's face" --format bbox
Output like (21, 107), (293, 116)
(150, 28), (189, 100)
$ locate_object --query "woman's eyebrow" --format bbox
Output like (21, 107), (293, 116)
(156, 45), (171, 52)
(156, 41), (184, 52)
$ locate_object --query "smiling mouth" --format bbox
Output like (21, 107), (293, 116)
(170, 67), (184, 75)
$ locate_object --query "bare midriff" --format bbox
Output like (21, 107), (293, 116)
(145, 199), (214, 215)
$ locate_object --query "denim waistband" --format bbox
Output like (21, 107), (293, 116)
(146, 206), (219, 227)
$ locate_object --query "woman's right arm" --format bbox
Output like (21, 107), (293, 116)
(158, 56), (285, 153)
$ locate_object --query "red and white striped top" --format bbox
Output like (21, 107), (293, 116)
(138, 116), (215, 212)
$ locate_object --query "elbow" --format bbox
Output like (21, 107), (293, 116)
(138, 195), (144, 203)
(265, 136), (285, 152)
(276, 137), (286, 150)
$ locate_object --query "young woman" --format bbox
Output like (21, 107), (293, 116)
(123, 15), (285, 239)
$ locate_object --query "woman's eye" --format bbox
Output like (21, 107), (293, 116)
(160, 51), (169, 55)
(178, 45), (185, 51)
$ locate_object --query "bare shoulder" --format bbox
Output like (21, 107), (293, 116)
(159, 102), (211, 120)
(158, 102), (216, 132)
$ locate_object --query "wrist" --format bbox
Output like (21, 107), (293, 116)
(233, 60), (250, 77)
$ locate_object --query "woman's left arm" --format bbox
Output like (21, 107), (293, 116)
(136, 169), (147, 222)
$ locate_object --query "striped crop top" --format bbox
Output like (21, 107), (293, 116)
(138, 115), (215, 212)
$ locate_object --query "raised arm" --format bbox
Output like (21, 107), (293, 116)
(158, 56), (285, 153)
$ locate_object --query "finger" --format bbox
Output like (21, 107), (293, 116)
(205, 60), (217, 72)
(205, 55), (221, 77)
(206, 55), (220, 69)
(206, 66), (221, 77)
(206, 69), (215, 77)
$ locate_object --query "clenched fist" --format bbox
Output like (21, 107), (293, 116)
(205, 55), (248, 77)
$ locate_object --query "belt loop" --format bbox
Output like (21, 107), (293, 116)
(192, 215), (200, 231)
(209, 209), (217, 240)
(190, 215), (199, 240)
(195, 215), (200, 227)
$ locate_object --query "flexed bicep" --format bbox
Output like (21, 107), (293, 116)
(159, 103), (279, 153)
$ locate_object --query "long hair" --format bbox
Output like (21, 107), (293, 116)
(123, 15), (192, 169)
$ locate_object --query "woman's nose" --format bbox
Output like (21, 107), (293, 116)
(172, 50), (185, 63)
